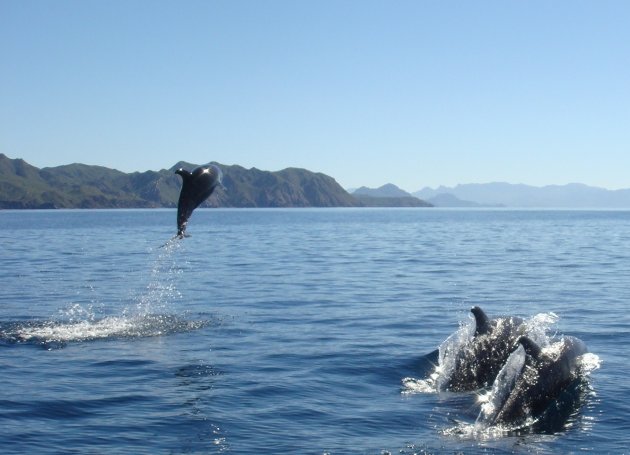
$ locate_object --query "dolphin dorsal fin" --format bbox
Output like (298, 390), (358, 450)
(471, 306), (491, 336)
(519, 336), (542, 359)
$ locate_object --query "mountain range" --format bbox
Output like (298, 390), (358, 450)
(415, 183), (630, 208)
(350, 181), (630, 208)
(3, 153), (629, 209)
(0, 154), (430, 209)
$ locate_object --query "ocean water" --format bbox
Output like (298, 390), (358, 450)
(0, 208), (628, 454)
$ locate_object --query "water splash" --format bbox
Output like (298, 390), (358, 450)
(579, 352), (602, 375)
(130, 238), (185, 317)
(401, 376), (437, 394)
(434, 317), (475, 391)
(441, 416), (539, 439)
(522, 312), (559, 347)
(0, 237), (210, 348)
(4, 314), (211, 347)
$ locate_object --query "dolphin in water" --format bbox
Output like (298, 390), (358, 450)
(175, 164), (223, 237)
(478, 335), (588, 428)
(437, 306), (527, 392)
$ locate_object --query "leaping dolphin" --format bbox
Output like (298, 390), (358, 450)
(437, 306), (527, 392)
(175, 164), (223, 237)
(478, 335), (588, 427)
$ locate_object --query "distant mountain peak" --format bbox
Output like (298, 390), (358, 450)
(352, 183), (413, 198)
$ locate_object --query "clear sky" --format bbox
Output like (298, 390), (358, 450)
(1, 1), (629, 192)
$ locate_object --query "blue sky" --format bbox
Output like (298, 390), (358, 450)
(1, 1), (629, 191)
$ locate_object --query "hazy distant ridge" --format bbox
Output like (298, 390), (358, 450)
(353, 183), (415, 198)
(415, 182), (630, 208)
(351, 183), (432, 207)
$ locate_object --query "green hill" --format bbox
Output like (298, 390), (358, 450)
(0, 154), (371, 208)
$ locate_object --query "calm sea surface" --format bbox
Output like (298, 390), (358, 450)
(1, 208), (628, 454)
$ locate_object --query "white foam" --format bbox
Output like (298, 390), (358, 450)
(14, 314), (209, 344)
(17, 317), (136, 342)
(579, 352), (602, 374)
(401, 377), (437, 394)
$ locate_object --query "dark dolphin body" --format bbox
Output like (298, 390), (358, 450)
(440, 306), (527, 391)
(482, 335), (588, 427)
(175, 164), (223, 237)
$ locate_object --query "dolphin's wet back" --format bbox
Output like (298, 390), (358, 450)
(478, 335), (589, 427)
(438, 306), (528, 392)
